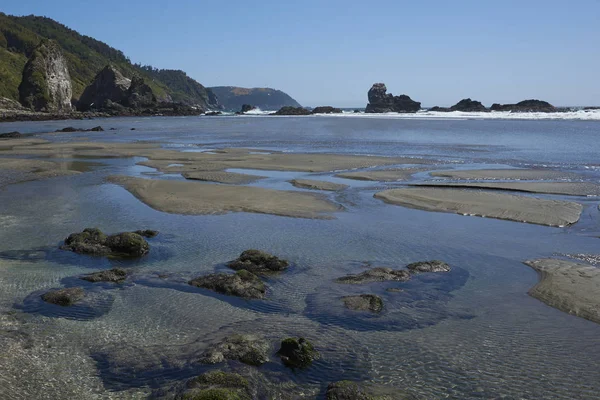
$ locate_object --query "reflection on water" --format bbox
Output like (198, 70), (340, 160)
(0, 117), (600, 399)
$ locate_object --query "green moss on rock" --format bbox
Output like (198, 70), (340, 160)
(227, 249), (289, 275)
(277, 337), (320, 369)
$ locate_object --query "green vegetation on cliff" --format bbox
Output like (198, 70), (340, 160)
(209, 86), (301, 111)
(0, 13), (218, 109)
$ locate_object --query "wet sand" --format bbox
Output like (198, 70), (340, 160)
(374, 188), (582, 226)
(290, 179), (348, 191)
(182, 171), (266, 184)
(413, 182), (600, 196)
(108, 176), (342, 218)
(430, 169), (580, 180)
(524, 259), (600, 324)
(335, 168), (427, 182)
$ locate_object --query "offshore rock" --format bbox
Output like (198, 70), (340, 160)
(188, 270), (267, 299)
(60, 228), (150, 258)
(227, 249), (289, 275)
(274, 106), (311, 115)
(19, 39), (72, 112)
(430, 98), (487, 112)
(365, 83), (421, 113)
(312, 106), (342, 114)
(490, 99), (556, 113)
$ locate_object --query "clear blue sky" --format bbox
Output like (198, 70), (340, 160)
(3, 1), (599, 107)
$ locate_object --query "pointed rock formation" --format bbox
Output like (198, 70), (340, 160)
(77, 65), (131, 111)
(18, 39), (72, 112)
(365, 83), (420, 113)
(124, 75), (156, 108)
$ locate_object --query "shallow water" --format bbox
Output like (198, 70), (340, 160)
(1, 115), (600, 399)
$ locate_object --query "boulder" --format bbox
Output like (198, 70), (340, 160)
(200, 334), (270, 366)
(0, 131), (22, 139)
(365, 83), (420, 113)
(490, 99), (556, 113)
(41, 287), (84, 306)
(451, 98), (487, 112)
(18, 39), (72, 112)
(326, 381), (415, 400)
(55, 126), (104, 133)
(133, 229), (159, 238)
(312, 106), (342, 114)
(77, 65), (131, 111)
(274, 106), (311, 115)
(188, 270), (266, 299)
(240, 104), (256, 113)
(205, 111), (222, 116)
(277, 337), (319, 369)
(406, 260), (451, 273)
(227, 249), (289, 275)
(124, 75), (156, 108)
(60, 228), (150, 258)
(336, 267), (411, 284)
(81, 268), (129, 283)
(182, 371), (251, 400)
(342, 294), (383, 313)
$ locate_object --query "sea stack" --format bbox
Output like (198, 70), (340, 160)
(365, 83), (421, 113)
(77, 65), (132, 111)
(490, 100), (556, 113)
(18, 39), (73, 112)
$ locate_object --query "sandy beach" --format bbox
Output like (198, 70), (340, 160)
(413, 181), (600, 196)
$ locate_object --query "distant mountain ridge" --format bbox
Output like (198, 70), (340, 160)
(210, 86), (301, 111)
(0, 13), (219, 110)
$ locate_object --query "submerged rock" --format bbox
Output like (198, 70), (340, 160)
(274, 106), (311, 116)
(41, 287), (84, 306)
(406, 260), (451, 273)
(133, 229), (159, 238)
(189, 270), (266, 299)
(326, 380), (416, 400)
(365, 83), (421, 113)
(81, 268), (129, 283)
(60, 228), (150, 257)
(277, 337), (319, 369)
(201, 334), (270, 366)
(312, 106), (342, 114)
(19, 39), (72, 112)
(342, 294), (383, 313)
(227, 249), (289, 275)
(336, 267), (411, 284)
(182, 371), (251, 400)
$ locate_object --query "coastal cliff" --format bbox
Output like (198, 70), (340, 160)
(210, 86), (301, 111)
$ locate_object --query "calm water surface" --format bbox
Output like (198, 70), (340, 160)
(1, 115), (599, 399)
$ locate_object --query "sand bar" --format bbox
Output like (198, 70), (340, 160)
(0, 158), (80, 188)
(182, 171), (266, 184)
(413, 182), (600, 196)
(374, 187), (582, 226)
(430, 169), (580, 180)
(336, 168), (427, 181)
(108, 176), (342, 218)
(290, 179), (348, 191)
(524, 258), (600, 324)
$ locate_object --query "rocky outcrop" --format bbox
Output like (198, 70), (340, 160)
(365, 83), (421, 113)
(0, 97), (26, 111)
(188, 270), (266, 299)
(312, 106), (342, 114)
(342, 294), (383, 313)
(326, 381), (415, 400)
(227, 250), (289, 275)
(60, 228), (150, 258)
(240, 104), (256, 113)
(209, 86), (301, 111)
(200, 334), (270, 366)
(41, 287), (84, 306)
(336, 267), (411, 284)
(277, 337), (319, 368)
(406, 260), (451, 273)
(274, 106), (311, 115)
(430, 98), (487, 112)
(18, 39), (72, 112)
(124, 76), (156, 108)
(55, 126), (104, 133)
(0, 131), (22, 139)
(490, 99), (556, 113)
(77, 65), (131, 111)
(81, 268), (129, 283)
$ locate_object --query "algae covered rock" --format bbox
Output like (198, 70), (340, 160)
(41, 287), (84, 306)
(406, 260), (450, 273)
(60, 228), (150, 258)
(134, 229), (159, 238)
(342, 294), (383, 313)
(81, 268), (129, 283)
(336, 267), (411, 284)
(277, 337), (319, 368)
(189, 270), (266, 299)
(181, 371), (251, 400)
(200, 334), (270, 366)
(326, 380), (415, 400)
(227, 249), (289, 275)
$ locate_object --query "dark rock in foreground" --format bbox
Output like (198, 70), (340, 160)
(336, 267), (411, 284)
(312, 106), (342, 114)
(189, 270), (266, 299)
(60, 228), (150, 258)
(365, 83), (421, 113)
(205, 111), (222, 116)
(274, 106), (311, 116)
(406, 260), (450, 273)
(430, 98), (487, 112)
(227, 249), (289, 275)
(41, 287), (85, 306)
(342, 294), (383, 313)
(200, 334), (270, 366)
(326, 380), (417, 400)
(240, 104), (256, 113)
(0, 131), (22, 139)
(490, 99), (556, 113)
(55, 126), (104, 133)
(81, 268), (129, 283)
(183, 371), (251, 400)
(277, 337), (319, 369)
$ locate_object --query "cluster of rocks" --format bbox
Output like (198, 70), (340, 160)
(335, 260), (451, 313)
(429, 98), (487, 112)
(365, 83), (421, 113)
(60, 227), (154, 258)
(55, 126), (104, 133)
(429, 98), (556, 113)
(188, 250), (289, 299)
(273, 105), (344, 115)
